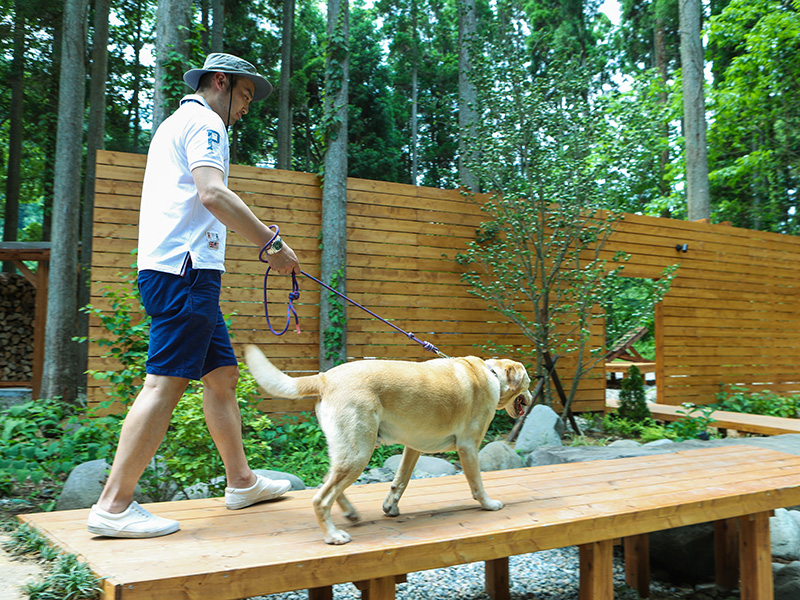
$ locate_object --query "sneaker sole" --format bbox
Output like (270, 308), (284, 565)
(88, 522), (180, 539)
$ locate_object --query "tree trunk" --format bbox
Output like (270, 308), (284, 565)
(129, 1), (143, 152)
(41, 0), (88, 403)
(78, 0), (110, 391)
(3, 1), (25, 273)
(277, 0), (295, 170)
(457, 0), (479, 192)
(654, 7), (670, 205)
(679, 0), (710, 221)
(152, 0), (191, 135)
(410, 0), (419, 186)
(211, 0), (224, 52)
(319, 0), (349, 371)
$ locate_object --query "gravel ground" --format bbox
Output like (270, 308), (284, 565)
(247, 546), (740, 600)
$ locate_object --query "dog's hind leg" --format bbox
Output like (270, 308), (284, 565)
(314, 404), (377, 544)
(382, 447), (421, 517)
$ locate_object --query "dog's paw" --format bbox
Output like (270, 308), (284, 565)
(324, 529), (352, 545)
(382, 502), (400, 517)
(481, 499), (504, 511)
(343, 509), (360, 522)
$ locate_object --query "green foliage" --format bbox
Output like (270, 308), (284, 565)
(601, 414), (671, 441)
(714, 384), (800, 419)
(80, 259), (149, 406)
(706, 0), (800, 234)
(322, 268), (347, 367)
(0, 399), (121, 509)
(601, 271), (677, 359)
(4, 523), (102, 600)
(24, 552), (101, 600)
(617, 365), (651, 422)
(664, 404), (719, 441)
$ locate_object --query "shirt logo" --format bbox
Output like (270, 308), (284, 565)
(206, 231), (220, 250)
(207, 130), (221, 151)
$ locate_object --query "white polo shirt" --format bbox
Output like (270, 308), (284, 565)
(137, 94), (229, 274)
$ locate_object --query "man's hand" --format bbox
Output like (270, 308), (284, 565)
(265, 240), (300, 275)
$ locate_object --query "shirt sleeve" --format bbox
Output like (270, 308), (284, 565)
(184, 112), (227, 173)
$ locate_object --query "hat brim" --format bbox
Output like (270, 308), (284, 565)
(183, 68), (273, 102)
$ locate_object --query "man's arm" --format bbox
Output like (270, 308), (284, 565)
(193, 165), (300, 274)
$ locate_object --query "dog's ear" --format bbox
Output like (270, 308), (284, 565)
(504, 363), (526, 392)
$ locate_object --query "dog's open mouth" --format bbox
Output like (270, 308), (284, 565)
(514, 395), (527, 418)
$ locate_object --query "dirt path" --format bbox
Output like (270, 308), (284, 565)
(0, 533), (45, 600)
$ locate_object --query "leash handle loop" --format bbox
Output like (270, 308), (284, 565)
(258, 241), (447, 356)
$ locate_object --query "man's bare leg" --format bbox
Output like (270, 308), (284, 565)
(202, 365), (256, 488)
(95, 374), (188, 513)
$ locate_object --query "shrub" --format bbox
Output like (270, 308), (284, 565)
(617, 365), (651, 422)
(715, 384), (800, 418)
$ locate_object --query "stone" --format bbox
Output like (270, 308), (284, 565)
(383, 454), (457, 476)
(514, 405), (564, 454)
(774, 561), (800, 600)
(650, 523), (715, 584)
(479, 441), (523, 471)
(171, 469), (306, 501)
(528, 433), (800, 467)
(772, 508), (800, 561)
(56, 459), (151, 511)
(607, 439), (641, 448)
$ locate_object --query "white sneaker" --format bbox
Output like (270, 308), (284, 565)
(87, 501), (179, 538)
(225, 474), (292, 510)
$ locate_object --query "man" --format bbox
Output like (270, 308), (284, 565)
(87, 54), (300, 538)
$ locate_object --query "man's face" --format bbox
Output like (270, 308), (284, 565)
(228, 77), (255, 125)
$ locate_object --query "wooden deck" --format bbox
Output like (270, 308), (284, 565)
(606, 397), (800, 436)
(20, 445), (800, 600)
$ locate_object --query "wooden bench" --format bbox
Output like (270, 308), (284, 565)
(20, 446), (800, 600)
(606, 397), (800, 436)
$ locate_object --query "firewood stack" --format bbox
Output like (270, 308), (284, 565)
(0, 273), (35, 383)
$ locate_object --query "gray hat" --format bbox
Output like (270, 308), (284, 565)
(183, 53), (273, 101)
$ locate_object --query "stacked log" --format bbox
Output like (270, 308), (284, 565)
(0, 273), (34, 383)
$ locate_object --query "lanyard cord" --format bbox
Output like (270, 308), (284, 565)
(259, 228), (448, 358)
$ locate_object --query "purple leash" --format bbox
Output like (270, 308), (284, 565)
(259, 229), (448, 358)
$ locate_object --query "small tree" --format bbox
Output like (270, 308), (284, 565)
(457, 15), (675, 417)
(618, 365), (651, 422)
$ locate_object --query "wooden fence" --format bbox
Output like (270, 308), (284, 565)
(89, 150), (800, 413)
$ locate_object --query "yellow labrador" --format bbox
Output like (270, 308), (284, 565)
(245, 345), (533, 545)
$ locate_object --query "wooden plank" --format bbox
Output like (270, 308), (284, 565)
(715, 518), (739, 590)
(738, 512), (773, 600)
(485, 557), (510, 600)
(578, 540), (614, 600)
(18, 447), (800, 600)
(606, 397), (800, 435)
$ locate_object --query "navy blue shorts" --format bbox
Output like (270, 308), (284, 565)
(137, 264), (237, 380)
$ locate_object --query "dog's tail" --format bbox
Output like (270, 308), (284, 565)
(244, 344), (321, 398)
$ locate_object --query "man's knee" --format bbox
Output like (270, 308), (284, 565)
(202, 364), (240, 393)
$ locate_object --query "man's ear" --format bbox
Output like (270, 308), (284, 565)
(213, 71), (228, 91)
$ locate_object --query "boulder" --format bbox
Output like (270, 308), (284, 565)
(771, 508), (800, 561)
(56, 459), (151, 510)
(514, 405), (564, 454)
(774, 561), (800, 600)
(383, 454), (457, 477)
(479, 441), (523, 471)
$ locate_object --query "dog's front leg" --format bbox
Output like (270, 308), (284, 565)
(382, 447), (421, 517)
(457, 443), (503, 511)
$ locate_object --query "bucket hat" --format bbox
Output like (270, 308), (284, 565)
(183, 53), (273, 101)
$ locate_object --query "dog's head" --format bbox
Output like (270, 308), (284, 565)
(485, 359), (533, 418)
